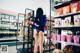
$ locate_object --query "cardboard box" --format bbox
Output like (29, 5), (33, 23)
(56, 8), (63, 16)
(63, 5), (70, 15)
(77, 1), (80, 11)
(74, 15), (80, 26)
(73, 36), (79, 43)
(66, 35), (72, 42)
(64, 16), (71, 26)
(71, 2), (78, 13)
(55, 18), (62, 27)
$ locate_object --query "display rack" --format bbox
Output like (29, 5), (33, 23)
(54, 0), (79, 9)
(54, 11), (80, 18)
(51, 0), (80, 53)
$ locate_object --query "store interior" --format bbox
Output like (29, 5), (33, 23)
(0, 0), (80, 53)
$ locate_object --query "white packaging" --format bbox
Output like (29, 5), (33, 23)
(62, 19), (65, 27)
(54, 18), (62, 27)
(64, 16), (71, 26)
(74, 15), (80, 26)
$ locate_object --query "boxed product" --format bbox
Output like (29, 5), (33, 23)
(74, 15), (80, 26)
(71, 2), (78, 13)
(77, 1), (80, 12)
(56, 35), (61, 41)
(64, 16), (71, 26)
(61, 19), (65, 26)
(63, 5), (70, 15)
(54, 18), (62, 27)
(61, 30), (68, 35)
(61, 35), (66, 41)
(52, 35), (57, 41)
(66, 35), (72, 42)
(56, 8), (63, 16)
(73, 36), (79, 43)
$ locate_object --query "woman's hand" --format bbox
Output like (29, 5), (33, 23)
(28, 20), (33, 25)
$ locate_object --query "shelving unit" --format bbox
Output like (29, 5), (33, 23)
(54, 11), (80, 18)
(52, 26), (80, 30)
(54, 0), (79, 9)
(51, 0), (80, 52)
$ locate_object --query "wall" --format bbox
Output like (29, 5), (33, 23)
(0, 0), (50, 17)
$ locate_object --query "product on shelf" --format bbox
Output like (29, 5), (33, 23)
(66, 35), (72, 42)
(54, 18), (62, 27)
(61, 30), (68, 35)
(56, 35), (61, 41)
(71, 2), (77, 13)
(64, 16), (71, 26)
(73, 36), (79, 43)
(61, 19), (64, 26)
(56, 8), (63, 16)
(52, 34), (57, 41)
(61, 35), (66, 41)
(77, 1), (80, 11)
(74, 15), (80, 26)
(63, 5), (70, 15)
(67, 30), (73, 35)
(76, 31), (80, 35)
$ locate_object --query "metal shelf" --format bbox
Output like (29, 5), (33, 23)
(52, 26), (80, 28)
(54, 0), (79, 9)
(54, 40), (80, 46)
(54, 12), (80, 18)
(52, 26), (80, 30)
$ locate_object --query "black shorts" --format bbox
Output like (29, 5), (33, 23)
(33, 25), (44, 32)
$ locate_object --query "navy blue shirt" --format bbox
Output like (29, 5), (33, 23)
(33, 15), (46, 32)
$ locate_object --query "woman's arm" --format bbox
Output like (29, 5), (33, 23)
(40, 15), (47, 27)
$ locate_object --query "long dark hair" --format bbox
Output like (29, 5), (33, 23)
(36, 8), (43, 17)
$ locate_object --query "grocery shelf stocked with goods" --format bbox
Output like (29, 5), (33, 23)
(51, 0), (80, 53)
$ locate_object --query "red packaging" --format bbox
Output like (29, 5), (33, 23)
(77, 1), (80, 11)
(56, 7), (63, 16)
(63, 5), (70, 14)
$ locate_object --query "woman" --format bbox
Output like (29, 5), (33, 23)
(33, 8), (46, 53)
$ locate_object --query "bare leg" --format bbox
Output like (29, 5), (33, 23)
(38, 31), (44, 53)
(34, 29), (38, 53)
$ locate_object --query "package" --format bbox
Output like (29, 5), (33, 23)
(61, 19), (65, 26)
(73, 36), (79, 43)
(66, 35), (72, 42)
(64, 16), (71, 26)
(77, 1), (80, 12)
(56, 8), (63, 16)
(74, 15), (80, 26)
(52, 35), (57, 41)
(71, 2), (78, 13)
(63, 5), (70, 15)
(56, 35), (61, 41)
(54, 18), (62, 27)
(61, 35), (66, 41)
(61, 30), (68, 35)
